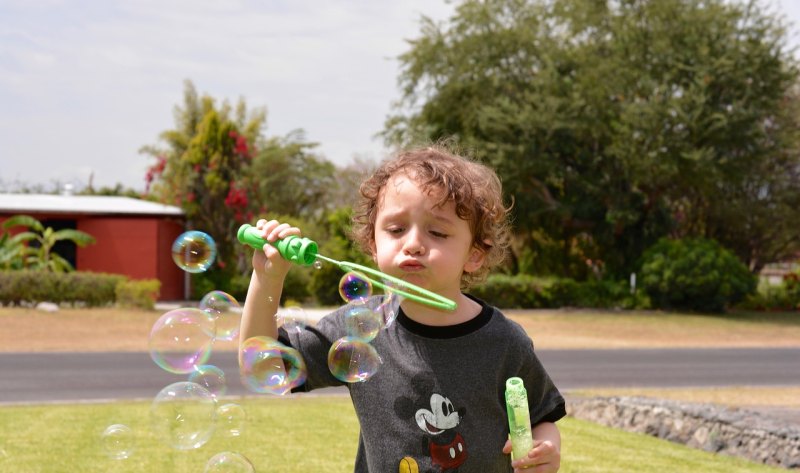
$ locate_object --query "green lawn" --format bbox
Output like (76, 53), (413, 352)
(0, 396), (783, 473)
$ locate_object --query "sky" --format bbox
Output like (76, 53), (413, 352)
(1, 0), (800, 192)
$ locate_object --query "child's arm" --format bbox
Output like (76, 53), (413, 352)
(503, 421), (561, 472)
(238, 219), (302, 367)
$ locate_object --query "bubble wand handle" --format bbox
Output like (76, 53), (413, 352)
(237, 224), (456, 311)
(505, 377), (534, 461)
(238, 224), (319, 266)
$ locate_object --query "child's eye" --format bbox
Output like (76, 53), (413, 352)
(430, 230), (449, 239)
(386, 227), (405, 235)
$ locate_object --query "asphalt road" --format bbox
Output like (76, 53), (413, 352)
(1, 348), (798, 404)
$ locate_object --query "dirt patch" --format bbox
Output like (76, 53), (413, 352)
(2, 306), (798, 352)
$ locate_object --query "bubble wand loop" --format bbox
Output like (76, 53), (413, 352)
(237, 224), (457, 311)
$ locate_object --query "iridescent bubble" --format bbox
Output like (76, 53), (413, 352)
(345, 306), (382, 342)
(327, 336), (381, 383)
(101, 424), (135, 460)
(313, 260), (323, 270)
(204, 451), (256, 473)
(216, 403), (246, 437)
(240, 336), (307, 395)
(377, 291), (403, 329)
(277, 306), (307, 334)
(339, 271), (372, 303)
(150, 381), (217, 451)
(188, 364), (227, 398)
(199, 290), (241, 342)
(172, 230), (217, 273)
(149, 308), (216, 374)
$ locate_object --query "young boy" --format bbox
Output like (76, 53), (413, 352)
(240, 146), (565, 472)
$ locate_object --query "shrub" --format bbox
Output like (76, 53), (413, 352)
(116, 279), (161, 310)
(0, 270), (126, 307)
(638, 237), (756, 313)
(547, 278), (648, 309)
(470, 273), (555, 308)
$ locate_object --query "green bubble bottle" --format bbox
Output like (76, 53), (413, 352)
(505, 376), (534, 461)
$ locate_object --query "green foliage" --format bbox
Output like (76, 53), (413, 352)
(0, 271), (125, 307)
(471, 273), (649, 309)
(470, 273), (555, 308)
(385, 0), (800, 277)
(115, 279), (161, 310)
(737, 272), (800, 311)
(639, 237), (756, 313)
(308, 207), (373, 306)
(1, 215), (96, 272)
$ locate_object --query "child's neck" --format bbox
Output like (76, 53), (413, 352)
(401, 293), (482, 327)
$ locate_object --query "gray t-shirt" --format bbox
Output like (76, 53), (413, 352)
(280, 295), (565, 472)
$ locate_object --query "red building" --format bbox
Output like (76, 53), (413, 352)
(0, 193), (187, 300)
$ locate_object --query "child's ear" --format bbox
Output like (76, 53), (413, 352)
(463, 247), (486, 273)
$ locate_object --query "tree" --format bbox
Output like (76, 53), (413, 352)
(385, 0), (800, 277)
(1, 215), (96, 272)
(142, 81), (338, 293)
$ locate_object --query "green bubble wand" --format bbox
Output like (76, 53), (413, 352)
(237, 224), (457, 311)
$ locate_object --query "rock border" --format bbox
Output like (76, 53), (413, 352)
(568, 396), (800, 469)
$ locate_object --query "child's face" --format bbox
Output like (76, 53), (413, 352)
(371, 172), (485, 298)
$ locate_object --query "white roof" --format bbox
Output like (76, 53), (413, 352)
(0, 194), (184, 216)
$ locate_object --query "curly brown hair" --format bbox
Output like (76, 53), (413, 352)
(351, 145), (511, 289)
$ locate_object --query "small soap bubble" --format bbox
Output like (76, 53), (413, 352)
(327, 336), (381, 383)
(149, 308), (216, 374)
(188, 364), (227, 398)
(345, 306), (382, 342)
(199, 290), (241, 342)
(150, 381), (217, 451)
(101, 424), (135, 460)
(313, 260), (323, 270)
(204, 451), (256, 473)
(172, 230), (217, 273)
(378, 291), (403, 329)
(240, 336), (307, 395)
(216, 403), (246, 437)
(278, 306), (307, 333)
(339, 271), (372, 303)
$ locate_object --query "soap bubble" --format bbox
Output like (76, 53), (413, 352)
(172, 230), (217, 273)
(199, 290), (241, 342)
(150, 381), (217, 451)
(377, 291), (403, 329)
(240, 336), (307, 395)
(149, 308), (216, 374)
(327, 336), (381, 383)
(216, 403), (246, 437)
(188, 364), (227, 398)
(100, 424), (135, 460)
(277, 306), (307, 334)
(345, 305), (382, 342)
(339, 271), (372, 303)
(313, 260), (323, 270)
(204, 451), (256, 473)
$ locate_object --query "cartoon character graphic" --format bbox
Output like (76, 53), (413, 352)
(395, 374), (468, 472)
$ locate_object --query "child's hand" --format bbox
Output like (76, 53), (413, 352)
(502, 438), (561, 472)
(251, 219), (301, 279)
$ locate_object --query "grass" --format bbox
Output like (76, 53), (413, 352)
(0, 396), (786, 473)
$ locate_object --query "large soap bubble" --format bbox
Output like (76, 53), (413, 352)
(277, 306), (307, 334)
(199, 290), (241, 342)
(172, 230), (217, 273)
(150, 381), (217, 451)
(204, 451), (256, 473)
(239, 336), (307, 395)
(149, 308), (216, 374)
(216, 403), (246, 438)
(377, 290), (403, 329)
(188, 364), (227, 398)
(327, 336), (381, 383)
(338, 271), (372, 303)
(344, 305), (382, 342)
(100, 423), (135, 460)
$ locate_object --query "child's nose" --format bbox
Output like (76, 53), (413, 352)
(403, 229), (425, 255)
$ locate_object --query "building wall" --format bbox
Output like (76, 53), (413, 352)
(78, 217), (185, 300)
(1, 213), (185, 301)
